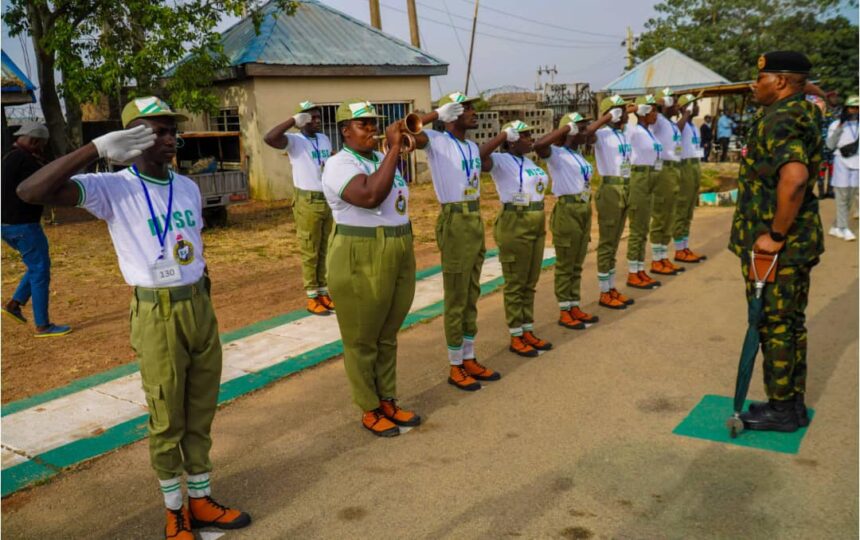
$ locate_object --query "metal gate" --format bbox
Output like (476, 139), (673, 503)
(318, 101), (414, 182)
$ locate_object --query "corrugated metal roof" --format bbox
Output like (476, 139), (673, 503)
(1, 50), (36, 94)
(603, 48), (729, 95)
(217, 0), (447, 72)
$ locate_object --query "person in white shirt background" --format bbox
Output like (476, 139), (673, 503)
(480, 120), (554, 358)
(264, 100), (335, 315)
(672, 93), (708, 263)
(826, 95), (859, 241)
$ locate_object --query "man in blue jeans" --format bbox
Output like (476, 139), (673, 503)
(1, 122), (71, 337)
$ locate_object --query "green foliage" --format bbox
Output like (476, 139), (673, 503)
(634, 0), (858, 98)
(3, 0), (298, 117)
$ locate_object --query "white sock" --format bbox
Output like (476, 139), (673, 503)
(463, 335), (476, 360)
(683, 237), (689, 250)
(522, 323), (534, 333)
(187, 473), (211, 499)
(509, 327), (523, 337)
(674, 239), (684, 251)
(317, 287), (329, 296)
(447, 345), (464, 366)
(608, 269), (616, 289)
(571, 301), (580, 308)
(627, 260), (638, 274)
(306, 290), (318, 298)
(651, 243), (661, 261)
(598, 273), (610, 293)
(559, 301), (572, 311)
(160, 477), (183, 510)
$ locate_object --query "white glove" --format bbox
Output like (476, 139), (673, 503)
(567, 122), (579, 136)
(637, 104), (652, 116)
(505, 127), (520, 143)
(662, 96), (674, 107)
(435, 102), (464, 122)
(92, 125), (156, 162)
(293, 112), (312, 127)
(609, 108), (623, 123)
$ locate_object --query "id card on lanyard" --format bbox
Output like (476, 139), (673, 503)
(511, 155), (529, 206)
(134, 166), (182, 285)
(641, 126), (664, 170)
(447, 131), (479, 200)
(565, 147), (592, 200)
(671, 122), (682, 155)
(303, 134), (324, 173)
(613, 129), (632, 177)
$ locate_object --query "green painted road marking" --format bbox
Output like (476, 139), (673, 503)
(2, 247), (539, 496)
(672, 394), (814, 454)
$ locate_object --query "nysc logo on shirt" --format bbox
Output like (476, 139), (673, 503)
(523, 167), (544, 178)
(148, 210), (198, 237)
(311, 149), (331, 162)
(173, 234), (195, 265)
(461, 157), (481, 172)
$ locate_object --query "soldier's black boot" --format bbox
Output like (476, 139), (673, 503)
(748, 393), (809, 427)
(740, 398), (799, 433)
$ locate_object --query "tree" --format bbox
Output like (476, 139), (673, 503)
(3, 1), (297, 157)
(633, 0), (858, 98)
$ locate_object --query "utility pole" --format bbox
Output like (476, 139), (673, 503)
(624, 26), (635, 70)
(464, 0), (479, 94)
(369, 0), (381, 30)
(406, 0), (420, 48)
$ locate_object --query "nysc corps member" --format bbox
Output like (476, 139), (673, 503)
(321, 100), (421, 437)
(412, 91), (502, 392)
(479, 120), (553, 357)
(533, 112), (601, 330)
(673, 92), (708, 263)
(264, 100), (335, 315)
(16, 97), (250, 540)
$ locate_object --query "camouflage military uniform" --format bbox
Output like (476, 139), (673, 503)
(729, 93), (824, 400)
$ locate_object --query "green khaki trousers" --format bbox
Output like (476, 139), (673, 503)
(626, 166), (657, 263)
(595, 178), (630, 273)
(551, 195), (592, 304)
(649, 162), (680, 245)
(494, 207), (546, 329)
(327, 224), (416, 411)
(293, 189), (334, 295)
(130, 277), (222, 481)
(673, 159), (701, 241)
(436, 201), (485, 348)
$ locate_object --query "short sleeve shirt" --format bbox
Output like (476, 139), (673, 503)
(652, 115), (682, 162)
(489, 153), (548, 203)
(72, 168), (206, 287)
(680, 122), (703, 159)
(594, 126), (630, 177)
(544, 145), (591, 195)
(729, 93), (824, 265)
(285, 132), (332, 192)
(627, 124), (661, 166)
(423, 129), (481, 203)
(321, 148), (410, 227)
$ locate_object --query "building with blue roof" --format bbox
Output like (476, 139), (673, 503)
(176, 0), (448, 200)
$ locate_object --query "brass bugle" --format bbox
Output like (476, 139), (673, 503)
(403, 112), (423, 135)
(377, 133), (416, 155)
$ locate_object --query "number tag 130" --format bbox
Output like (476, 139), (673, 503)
(151, 257), (183, 285)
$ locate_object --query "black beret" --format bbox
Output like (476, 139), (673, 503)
(757, 51), (812, 74)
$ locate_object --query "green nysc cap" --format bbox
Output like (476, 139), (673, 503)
(677, 91), (703, 108)
(121, 96), (188, 128)
(635, 94), (658, 106)
(335, 100), (386, 123)
(599, 94), (629, 115)
(502, 119), (532, 133)
(557, 112), (591, 130)
(438, 91), (480, 107)
(844, 95), (859, 107)
(295, 100), (319, 113)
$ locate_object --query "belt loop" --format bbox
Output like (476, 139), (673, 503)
(158, 289), (170, 320)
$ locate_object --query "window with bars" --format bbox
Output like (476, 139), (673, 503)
(317, 101), (414, 182)
(210, 108), (240, 132)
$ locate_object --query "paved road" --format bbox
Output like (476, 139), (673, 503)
(3, 203), (857, 539)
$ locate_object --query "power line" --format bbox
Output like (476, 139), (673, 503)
(417, 22), (445, 97)
(440, 0), (480, 93)
(382, 3), (618, 50)
(416, 1), (619, 45)
(457, 0), (625, 40)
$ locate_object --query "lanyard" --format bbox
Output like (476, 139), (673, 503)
(639, 125), (661, 161)
(846, 121), (858, 140)
(343, 145), (379, 174)
(684, 123), (700, 144)
(446, 131), (473, 182)
(611, 129), (628, 159)
(512, 154), (525, 193)
(133, 165), (174, 259)
(303, 134), (322, 166)
(564, 147), (591, 182)
(670, 120), (681, 142)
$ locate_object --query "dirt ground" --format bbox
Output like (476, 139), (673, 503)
(1, 163), (738, 403)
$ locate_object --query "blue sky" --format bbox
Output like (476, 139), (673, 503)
(2, 0), (857, 113)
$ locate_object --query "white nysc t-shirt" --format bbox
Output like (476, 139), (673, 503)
(680, 122), (704, 159)
(285, 132), (332, 192)
(321, 148), (410, 226)
(652, 114), (682, 162)
(72, 168), (206, 287)
(423, 129), (482, 203)
(627, 124), (662, 167)
(489, 153), (548, 204)
(594, 126), (631, 178)
(544, 145), (592, 195)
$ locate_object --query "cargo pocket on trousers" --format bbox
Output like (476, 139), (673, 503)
(297, 229), (314, 251)
(499, 252), (517, 277)
(143, 382), (168, 428)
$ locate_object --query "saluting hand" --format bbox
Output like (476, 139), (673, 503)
(293, 112), (312, 127)
(504, 127), (520, 142)
(435, 102), (464, 122)
(92, 125), (157, 162)
(609, 108), (624, 123)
